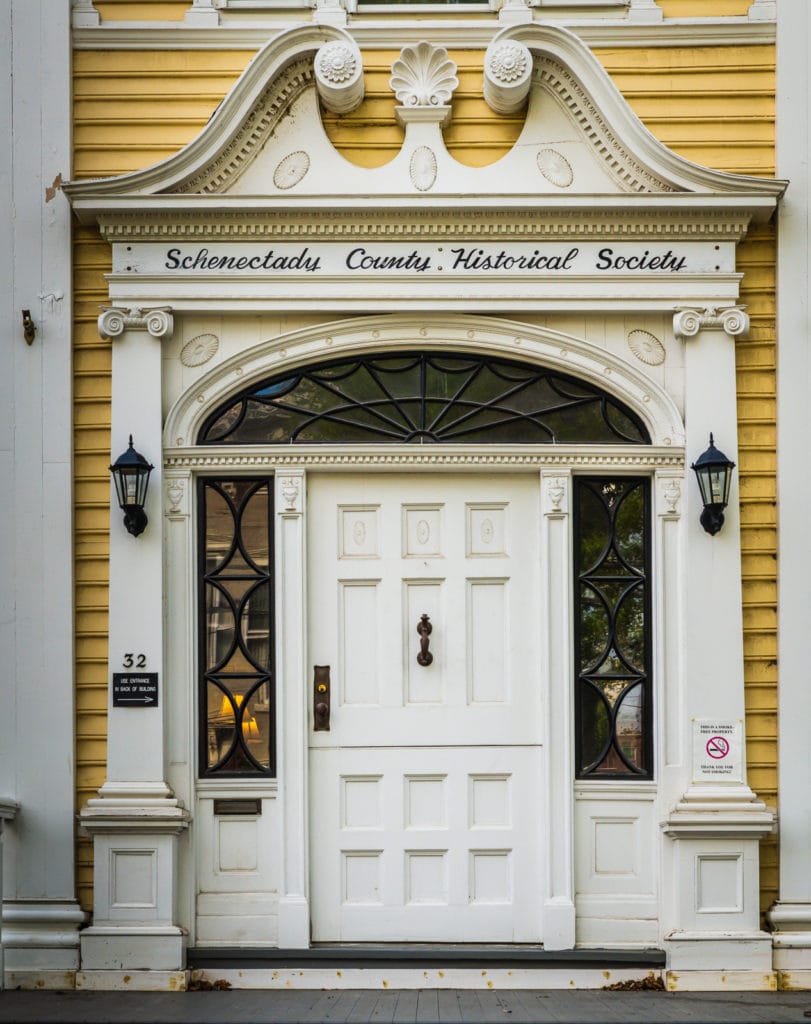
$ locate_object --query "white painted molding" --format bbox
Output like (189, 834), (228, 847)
(184, 0), (220, 26)
(483, 39), (533, 114)
(748, 0), (776, 22)
(162, 314), (686, 451)
(98, 306), (174, 341)
(498, 0), (532, 25)
(71, 0), (100, 28)
(70, 21), (778, 51)
(314, 38), (364, 113)
(673, 305), (749, 340)
(0, 799), (18, 822)
(627, 0), (663, 23)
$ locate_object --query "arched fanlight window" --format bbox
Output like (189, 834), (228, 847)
(198, 352), (651, 446)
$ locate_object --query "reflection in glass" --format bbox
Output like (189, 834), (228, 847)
(200, 480), (274, 776)
(198, 353), (650, 447)
(575, 478), (651, 777)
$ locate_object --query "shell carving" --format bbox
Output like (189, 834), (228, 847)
(410, 146), (437, 191)
(627, 329), (666, 366)
(537, 149), (574, 189)
(390, 41), (459, 107)
(273, 150), (310, 190)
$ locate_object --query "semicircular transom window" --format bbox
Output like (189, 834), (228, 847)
(199, 352), (651, 446)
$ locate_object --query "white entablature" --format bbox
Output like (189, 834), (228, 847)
(64, 23), (784, 314)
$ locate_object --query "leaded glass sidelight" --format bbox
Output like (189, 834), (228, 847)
(574, 478), (652, 778)
(198, 353), (650, 447)
(199, 479), (274, 776)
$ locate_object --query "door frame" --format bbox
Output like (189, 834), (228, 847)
(162, 315), (686, 950)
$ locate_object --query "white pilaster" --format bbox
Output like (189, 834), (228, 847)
(0, 801), (18, 990)
(540, 472), (575, 950)
(768, 0), (811, 988)
(0, 0), (85, 990)
(275, 471), (310, 947)
(78, 307), (189, 987)
(661, 306), (774, 989)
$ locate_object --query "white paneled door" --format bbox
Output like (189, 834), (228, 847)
(308, 473), (544, 942)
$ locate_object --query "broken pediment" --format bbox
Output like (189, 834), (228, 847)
(65, 22), (784, 211)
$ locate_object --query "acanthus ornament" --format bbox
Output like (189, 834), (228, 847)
(98, 306), (174, 341)
(390, 41), (459, 108)
(673, 305), (749, 339)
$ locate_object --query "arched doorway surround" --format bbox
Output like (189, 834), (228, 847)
(162, 313), (685, 950)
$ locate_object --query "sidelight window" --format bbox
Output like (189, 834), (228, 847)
(198, 479), (275, 776)
(574, 477), (652, 778)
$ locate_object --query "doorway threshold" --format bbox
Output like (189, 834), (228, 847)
(188, 945), (665, 970)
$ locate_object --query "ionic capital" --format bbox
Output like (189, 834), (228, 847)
(98, 306), (174, 342)
(673, 305), (749, 341)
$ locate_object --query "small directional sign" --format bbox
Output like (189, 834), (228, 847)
(112, 672), (159, 708)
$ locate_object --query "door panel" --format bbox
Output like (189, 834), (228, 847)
(308, 473), (544, 942)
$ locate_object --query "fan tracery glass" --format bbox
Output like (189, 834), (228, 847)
(199, 353), (650, 446)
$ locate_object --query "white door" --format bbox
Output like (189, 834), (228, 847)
(308, 472), (544, 942)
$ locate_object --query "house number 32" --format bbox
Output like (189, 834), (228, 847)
(122, 653), (147, 669)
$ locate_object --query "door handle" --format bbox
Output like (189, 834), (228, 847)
(416, 613), (433, 667)
(313, 665), (331, 731)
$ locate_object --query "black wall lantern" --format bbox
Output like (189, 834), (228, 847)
(691, 433), (736, 536)
(110, 435), (153, 537)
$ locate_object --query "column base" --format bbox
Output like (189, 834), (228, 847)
(768, 901), (811, 988)
(277, 896), (310, 948)
(76, 968), (189, 991)
(1, 900), (86, 989)
(81, 926), (186, 971)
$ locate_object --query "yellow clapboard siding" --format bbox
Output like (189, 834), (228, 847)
(73, 40), (778, 915)
(95, 1), (190, 20)
(659, 0), (752, 15)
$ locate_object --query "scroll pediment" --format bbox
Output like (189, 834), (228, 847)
(65, 22), (784, 217)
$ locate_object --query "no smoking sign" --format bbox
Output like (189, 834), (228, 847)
(706, 735), (730, 760)
(693, 720), (742, 781)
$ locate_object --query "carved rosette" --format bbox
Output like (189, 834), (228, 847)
(673, 306), (749, 340)
(98, 306), (174, 341)
(390, 42), (458, 125)
(314, 39), (364, 115)
(483, 39), (532, 115)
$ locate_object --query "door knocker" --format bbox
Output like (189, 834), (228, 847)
(416, 613), (433, 667)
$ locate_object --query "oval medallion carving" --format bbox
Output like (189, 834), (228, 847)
(353, 520), (367, 546)
(480, 518), (494, 544)
(536, 148), (574, 189)
(410, 146), (437, 192)
(627, 329), (666, 366)
(273, 150), (311, 190)
(416, 519), (431, 544)
(180, 332), (219, 367)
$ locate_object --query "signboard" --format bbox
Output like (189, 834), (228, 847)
(692, 719), (742, 782)
(112, 672), (159, 708)
(114, 240), (734, 280)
